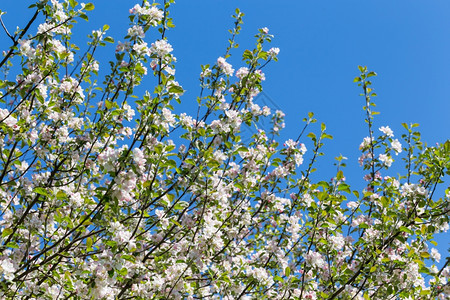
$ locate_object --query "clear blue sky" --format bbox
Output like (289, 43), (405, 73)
(1, 0), (449, 263)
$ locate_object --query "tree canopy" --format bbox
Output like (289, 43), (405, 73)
(0, 1), (449, 299)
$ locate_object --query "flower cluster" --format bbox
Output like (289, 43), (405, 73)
(0, 2), (448, 300)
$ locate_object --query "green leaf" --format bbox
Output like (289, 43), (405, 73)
(285, 267), (291, 277)
(307, 132), (316, 141)
(242, 49), (253, 60)
(337, 183), (351, 194)
(56, 190), (67, 200)
(444, 140), (450, 153)
(2, 228), (13, 238)
(169, 86), (184, 94)
(69, 0), (78, 8)
(105, 100), (113, 109)
(274, 275), (283, 282)
(64, 270), (72, 281)
(399, 226), (413, 234)
(323, 133), (333, 140)
(171, 219), (182, 227)
(104, 36), (114, 43)
(34, 187), (49, 197)
(121, 254), (136, 263)
(86, 237), (93, 249)
(6, 242), (18, 249)
(84, 3), (95, 11)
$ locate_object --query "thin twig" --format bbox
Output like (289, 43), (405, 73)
(0, 14), (15, 42)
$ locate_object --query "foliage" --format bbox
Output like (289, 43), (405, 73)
(0, 1), (449, 299)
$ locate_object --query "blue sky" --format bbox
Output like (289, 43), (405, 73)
(1, 0), (449, 264)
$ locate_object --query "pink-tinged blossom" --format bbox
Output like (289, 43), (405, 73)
(431, 248), (441, 262)
(284, 139), (297, 150)
(217, 57), (234, 76)
(132, 147), (145, 167)
(273, 110), (285, 132)
(329, 234), (345, 250)
(236, 67), (249, 79)
(133, 42), (149, 56)
(288, 215), (301, 239)
(200, 67), (211, 78)
(127, 25), (145, 38)
(112, 170), (137, 204)
(0, 108), (17, 128)
(50, 0), (68, 21)
(24, 72), (42, 84)
(130, 4), (164, 25)
(164, 66), (176, 75)
(304, 251), (326, 269)
(37, 23), (54, 35)
(55, 126), (71, 143)
(440, 222), (449, 232)
(379, 126), (394, 137)
(378, 153), (393, 168)
(162, 108), (176, 128)
(16, 161), (29, 173)
(383, 176), (400, 189)
(225, 109), (242, 128)
(59, 77), (85, 102)
(249, 267), (273, 286)
(18, 39), (35, 58)
(304, 291), (317, 300)
(401, 183), (427, 198)
(248, 102), (262, 115)
(403, 262), (425, 288)
(225, 162), (240, 177)
(262, 106), (271, 116)
(150, 39), (173, 57)
(302, 193), (314, 207)
(50, 39), (74, 62)
(91, 29), (105, 41)
(352, 215), (371, 227)
(359, 136), (373, 150)
(268, 47), (280, 58)
(179, 113), (194, 128)
(274, 196), (291, 212)
(255, 69), (266, 81)
(391, 139), (402, 154)
(82, 60), (99, 72)
(116, 41), (131, 52)
(213, 150), (226, 162)
(123, 103), (135, 120)
(98, 146), (128, 172)
(363, 227), (380, 242)
(37, 84), (48, 99)
(0, 258), (16, 280)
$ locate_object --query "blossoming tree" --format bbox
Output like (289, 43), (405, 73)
(0, 0), (449, 299)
